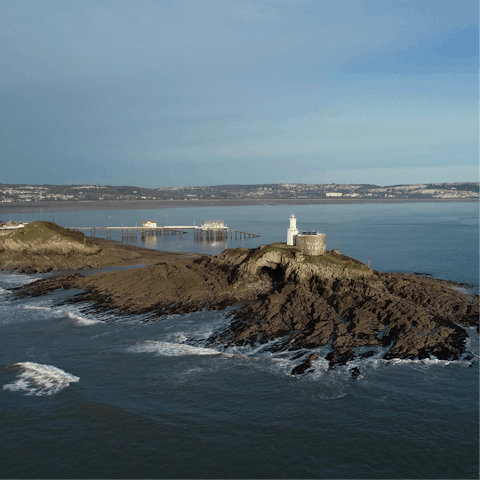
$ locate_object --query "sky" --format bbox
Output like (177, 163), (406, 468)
(1, 0), (478, 188)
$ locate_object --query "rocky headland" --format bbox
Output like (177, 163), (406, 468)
(0, 221), (182, 272)
(5, 223), (478, 373)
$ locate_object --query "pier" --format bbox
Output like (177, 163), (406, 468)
(68, 220), (260, 241)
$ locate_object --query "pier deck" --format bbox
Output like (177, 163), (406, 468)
(68, 225), (260, 240)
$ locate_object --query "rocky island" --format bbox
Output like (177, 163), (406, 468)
(3, 221), (478, 373)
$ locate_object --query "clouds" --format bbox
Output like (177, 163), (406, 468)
(0, 0), (478, 187)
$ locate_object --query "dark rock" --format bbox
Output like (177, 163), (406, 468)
(350, 367), (360, 378)
(326, 348), (356, 368)
(291, 352), (319, 376)
(291, 351), (305, 361)
(291, 362), (313, 376)
(359, 351), (375, 359)
(17, 266), (39, 274)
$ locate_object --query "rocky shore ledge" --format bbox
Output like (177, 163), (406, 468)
(4, 222), (478, 373)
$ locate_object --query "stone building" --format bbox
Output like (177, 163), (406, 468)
(286, 215), (326, 255)
(296, 232), (326, 255)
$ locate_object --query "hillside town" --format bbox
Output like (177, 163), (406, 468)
(0, 182), (478, 203)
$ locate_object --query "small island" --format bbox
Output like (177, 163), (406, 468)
(3, 221), (478, 374)
(0, 220), (192, 273)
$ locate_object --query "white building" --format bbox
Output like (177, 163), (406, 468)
(326, 192), (342, 197)
(287, 214), (299, 245)
(201, 220), (225, 229)
(142, 221), (157, 228)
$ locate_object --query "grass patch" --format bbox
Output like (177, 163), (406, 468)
(5, 221), (94, 248)
(252, 243), (299, 261)
(225, 243), (369, 271)
(303, 252), (369, 271)
(223, 247), (249, 257)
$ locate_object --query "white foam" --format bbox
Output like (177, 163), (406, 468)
(129, 341), (220, 357)
(0, 273), (43, 287)
(91, 331), (113, 338)
(0, 301), (51, 326)
(50, 302), (156, 327)
(172, 333), (188, 343)
(0, 287), (8, 295)
(24, 305), (51, 311)
(452, 286), (476, 295)
(378, 357), (453, 366)
(64, 311), (100, 326)
(131, 337), (336, 378)
(2, 362), (79, 396)
(2, 301), (102, 327)
(126, 310), (478, 381)
(52, 307), (101, 326)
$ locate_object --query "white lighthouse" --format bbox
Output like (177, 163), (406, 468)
(287, 214), (299, 245)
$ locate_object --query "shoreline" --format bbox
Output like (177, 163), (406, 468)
(2, 222), (477, 367)
(0, 197), (476, 214)
(9, 240), (478, 368)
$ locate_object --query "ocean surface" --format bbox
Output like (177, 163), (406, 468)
(1, 202), (478, 479)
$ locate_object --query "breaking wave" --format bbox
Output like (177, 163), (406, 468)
(0, 273), (43, 287)
(128, 341), (222, 357)
(24, 305), (51, 311)
(380, 358), (453, 366)
(2, 362), (79, 396)
(127, 319), (478, 381)
(60, 309), (101, 326)
(24, 303), (103, 326)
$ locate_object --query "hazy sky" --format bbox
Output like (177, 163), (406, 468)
(1, 0), (478, 187)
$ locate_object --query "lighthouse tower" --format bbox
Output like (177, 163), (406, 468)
(287, 214), (299, 245)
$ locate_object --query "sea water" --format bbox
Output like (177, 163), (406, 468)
(0, 202), (478, 478)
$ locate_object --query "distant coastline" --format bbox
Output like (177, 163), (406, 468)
(0, 197), (477, 214)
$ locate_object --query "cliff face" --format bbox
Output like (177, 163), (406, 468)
(9, 241), (479, 369)
(210, 244), (373, 284)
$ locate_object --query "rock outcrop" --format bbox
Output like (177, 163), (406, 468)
(205, 246), (477, 364)
(8, 240), (479, 366)
(0, 221), (172, 272)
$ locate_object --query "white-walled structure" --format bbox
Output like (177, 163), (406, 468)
(201, 220), (225, 229)
(142, 221), (157, 228)
(287, 214), (299, 245)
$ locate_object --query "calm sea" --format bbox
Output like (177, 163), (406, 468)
(0, 202), (478, 478)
